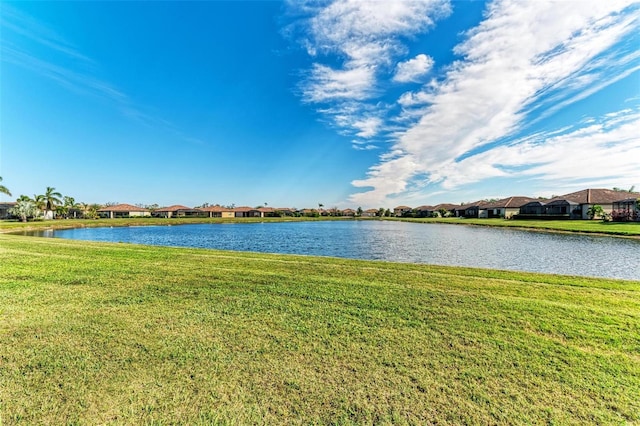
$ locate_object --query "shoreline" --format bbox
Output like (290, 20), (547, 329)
(2, 216), (639, 239)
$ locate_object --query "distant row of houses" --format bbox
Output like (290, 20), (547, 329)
(392, 188), (640, 221)
(1, 188), (638, 221)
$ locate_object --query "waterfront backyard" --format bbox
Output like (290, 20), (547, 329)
(1, 232), (638, 424)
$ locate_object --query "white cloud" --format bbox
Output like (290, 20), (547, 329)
(352, 117), (383, 138)
(290, 0), (451, 139)
(393, 54), (434, 83)
(302, 64), (376, 103)
(446, 109), (640, 188)
(349, 0), (639, 205)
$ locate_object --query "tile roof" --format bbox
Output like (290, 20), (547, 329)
(97, 203), (149, 212)
(432, 203), (458, 210)
(560, 188), (640, 204)
(483, 196), (538, 209)
(155, 205), (199, 212)
(200, 205), (233, 212)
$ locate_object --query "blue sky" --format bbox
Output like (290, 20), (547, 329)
(1, 0), (638, 209)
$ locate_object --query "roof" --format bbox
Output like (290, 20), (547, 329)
(415, 205), (435, 211)
(200, 205), (233, 212)
(483, 196), (538, 209)
(155, 205), (198, 212)
(233, 206), (260, 212)
(394, 205), (412, 210)
(97, 203), (149, 212)
(432, 203), (458, 210)
(460, 200), (489, 209)
(560, 188), (640, 204)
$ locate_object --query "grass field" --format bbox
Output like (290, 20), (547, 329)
(388, 217), (640, 237)
(1, 234), (638, 424)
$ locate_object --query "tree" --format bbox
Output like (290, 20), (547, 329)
(10, 199), (39, 222)
(0, 177), (11, 197)
(32, 194), (46, 213)
(587, 204), (604, 220)
(356, 207), (363, 217)
(43, 187), (62, 219)
(62, 196), (79, 219)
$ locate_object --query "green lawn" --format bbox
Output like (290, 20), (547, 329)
(387, 217), (640, 237)
(1, 235), (638, 424)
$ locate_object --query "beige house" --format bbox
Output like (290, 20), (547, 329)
(393, 206), (412, 217)
(481, 197), (537, 219)
(154, 205), (203, 218)
(98, 204), (151, 218)
(201, 205), (235, 218)
(560, 188), (640, 219)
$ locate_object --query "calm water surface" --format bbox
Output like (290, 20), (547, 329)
(29, 221), (639, 280)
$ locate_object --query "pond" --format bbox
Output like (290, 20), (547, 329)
(27, 221), (640, 280)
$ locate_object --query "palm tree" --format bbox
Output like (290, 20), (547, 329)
(10, 199), (38, 222)
(43, 187), (62, 219)
(0, 177), (11, 196)
(63, 196), (79, 218)
(32, 194), (46, 213)
(587, 204), (604, 220)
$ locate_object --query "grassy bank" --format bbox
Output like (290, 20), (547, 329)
(387, 217), (640, 237)
(1, 235), (638, 424)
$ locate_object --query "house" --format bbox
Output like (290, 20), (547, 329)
(414, 205), (435, 217)
(0, 202), (16, 219)
(459, 201), (489, 218)
(611, 198), (640, 222)
(361, 208), (379, 217)
(559, 188), (640, 219)
(518, 200), (547, 217)
(432, 203), (458, 217)
(517, 189), (640, 220)
(273, 208), (295, 217)
(154, 205), (204, 218)
(200, 205), (235, 218)
(393, 205), (412, 217)
(481, 196), (537, 219)
(341, 208), (356, 217)
(98, 204), (151, 218)
(233, 206), (262, 218)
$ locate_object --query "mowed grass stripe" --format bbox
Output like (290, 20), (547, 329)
(0, 234), (638, 424)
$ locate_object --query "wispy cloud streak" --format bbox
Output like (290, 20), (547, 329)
(345, 0), (640, 205)
(0, 4), (205, 145)
(288, 0), (451, 142)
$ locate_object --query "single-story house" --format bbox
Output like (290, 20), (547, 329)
(233, 206), (262, 218)
(611, 198), (640, 222)
(481, 196), (537, 219)
(341, 208), (356, 217)
(154, 205), (204, 218)
(432, 203), (458, 217)
(98, 204), (151, 219)
(361, 208), (379, 217)
(201, 205), (235, 218)
(414, 205), (435, 217)
(518, 201), (547, 217)
(461, 201), (489, 218)
(559, 188), (640, 220)
(393, 206), (412, 217)
(0, 202), (16, 219)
